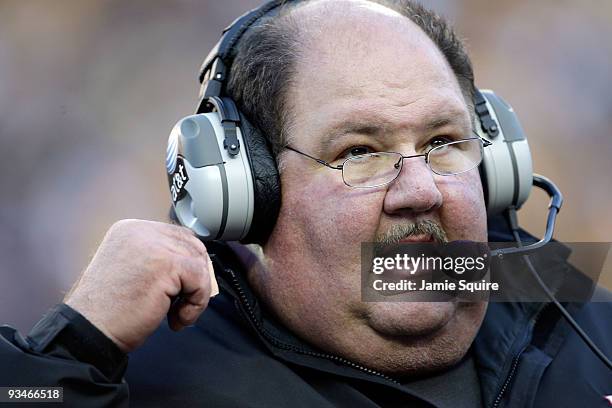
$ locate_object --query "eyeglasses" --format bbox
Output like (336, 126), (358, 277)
(285, 136), (492, 188)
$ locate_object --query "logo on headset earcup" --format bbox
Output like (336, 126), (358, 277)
(168, 156), (190, 204)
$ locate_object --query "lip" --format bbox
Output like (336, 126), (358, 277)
(398, 234), (434, 243)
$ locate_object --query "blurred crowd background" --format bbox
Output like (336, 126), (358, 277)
(1, 0), (611, 333)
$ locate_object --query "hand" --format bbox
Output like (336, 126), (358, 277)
(64, 219), (219, 353)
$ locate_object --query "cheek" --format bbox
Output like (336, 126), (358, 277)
(279, 168), (385, 255)
(436, 170), (487, 241)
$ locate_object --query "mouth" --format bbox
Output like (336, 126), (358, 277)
(398, 234), (434, 243)
(374, 234), (435, 258)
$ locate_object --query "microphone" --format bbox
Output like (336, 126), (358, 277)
(490, 174), (563, 258)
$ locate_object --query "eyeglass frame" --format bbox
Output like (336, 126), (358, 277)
(284, 135), (492, 189)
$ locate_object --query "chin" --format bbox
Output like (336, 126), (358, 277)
(367, 302), (458, 337)
(341, 301), (487, 377)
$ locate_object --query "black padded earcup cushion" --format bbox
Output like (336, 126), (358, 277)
(238, 112), (281, 244)
(478, 163), (489, 211)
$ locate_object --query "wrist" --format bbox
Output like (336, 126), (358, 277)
(27, 304), (128, 382)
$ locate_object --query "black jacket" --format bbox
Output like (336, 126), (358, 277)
(1, 217), (611, 407)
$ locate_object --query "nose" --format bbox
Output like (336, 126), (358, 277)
(383, 156), (443, 216)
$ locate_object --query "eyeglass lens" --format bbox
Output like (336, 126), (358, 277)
(342, 139), (484, 188)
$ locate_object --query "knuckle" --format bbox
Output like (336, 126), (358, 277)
(146, 253), (169, 277)
(167, 254), (187, 276)
(171, 255), (199, 281)
(173, 226), (208, 256)
(185, 255), (206, 275)
(111, 218), (137, 230)
(108, 219), (143, 237)
(159, 257), (182, 292)
(192, 237), (208, 254)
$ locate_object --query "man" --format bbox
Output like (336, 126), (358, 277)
(1, 0), (610, 407)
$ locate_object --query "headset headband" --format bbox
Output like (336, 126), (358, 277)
(197, 0), (299, 103)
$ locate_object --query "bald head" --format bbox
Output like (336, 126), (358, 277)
(291, 0), (453, 72)
(227, 0), (474, 161)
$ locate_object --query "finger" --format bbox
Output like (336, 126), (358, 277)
(174, 233), (217, 298)
(163, 224), (208, 257)
(177, 255), (212, 301)
(167, 297), (184, 331)
(167, 255), (212, 330)
(167, 298), (201, 331)
(167, 294), (211, 331)
(178, 299), (209, 326)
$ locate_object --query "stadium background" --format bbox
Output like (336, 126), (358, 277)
(1, 0), (611, 332)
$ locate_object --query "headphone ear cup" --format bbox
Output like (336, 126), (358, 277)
(476, 89), (533, 215)
(238, 112), (281, 245)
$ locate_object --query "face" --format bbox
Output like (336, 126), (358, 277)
(251, 0), (488, 376)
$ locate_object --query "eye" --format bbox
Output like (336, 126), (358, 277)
(426, 136), (455, 150)
(339, 145), (375, 159)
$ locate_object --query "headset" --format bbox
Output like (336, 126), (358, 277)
(164, 0), (610, 370)
(166, 0), (535, 244)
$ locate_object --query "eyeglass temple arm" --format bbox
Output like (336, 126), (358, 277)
(285, 146), (343, 169)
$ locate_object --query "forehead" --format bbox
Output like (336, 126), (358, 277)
(287, 1), (469, 148)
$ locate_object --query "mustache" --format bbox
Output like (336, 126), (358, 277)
(375, 220), (448, 245)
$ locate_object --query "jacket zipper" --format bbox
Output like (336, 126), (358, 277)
(491, 348), (524, 408)
(226, 268), (400, 385)
(491, 304), (550, 408)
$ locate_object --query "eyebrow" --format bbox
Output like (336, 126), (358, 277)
(318, 114), (467, 155)
(424, 117), (455, 131)
(319, 123), (383, 153)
